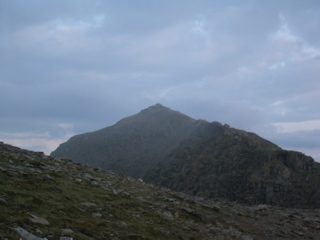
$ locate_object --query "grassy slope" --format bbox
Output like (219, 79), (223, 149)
(1, 143), (320, 239)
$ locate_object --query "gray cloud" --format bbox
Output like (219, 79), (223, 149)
(1, 0), (319, 161)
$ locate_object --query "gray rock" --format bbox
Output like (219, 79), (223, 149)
(91, 180), (98, 185)
(240, 235), (254, 240)
(28, 214), (50, 225)
(249, 204), (268, 211)
(161, 211), (173, 218)
(45, 174), (53, 180)
(201, 203), (220, 211)
(92, 212), (102, 218)
(135, 196), (147, 202)
(82, 173), (93, 180)
(112, 188), (121, 194)
(9, 165), (42, 173)
(227, 226), (242, 237)
(0, 197), (8, 205)
(14, 227), (48, 240)
(120, 221), (127, 226)
(81, 202), (96, 207)
(137, 178), (145, 184)
(293, 229), (305, 236)
(61, 229), (74, 234)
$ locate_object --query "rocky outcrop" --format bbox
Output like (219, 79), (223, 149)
(51, 104), (320, 208)
(146, 123), (320, 208)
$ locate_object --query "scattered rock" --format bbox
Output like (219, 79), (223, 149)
(0, 197), (8, 205)
(82, 173), (93, 180)
(226, 226), (242, 237)
(293, 229), (305, 236)
(28, 214), (50, 225)
(201, 203), (220, 211)
(61, 229), (74, 234)
(45, 174), (53, 180)
(92, 212), (102, 218)
(249, 204), (268, 211)
(134, 196), (147, 202)
(112, 188), (121, 194)
(161, 211), (173, 218)
(91, 180), (98, 185)
(14, 227), (48, 240)
(120, 221), (127, 226)
(81, 202), (96, 207)
(240, 235), (254, 240)
(137, 178), (145, 184)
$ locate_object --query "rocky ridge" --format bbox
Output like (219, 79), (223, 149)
(1, 142), (320, 239)
(146, 122), (320, 208)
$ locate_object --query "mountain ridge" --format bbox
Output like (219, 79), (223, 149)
(51, 104), (320, 208)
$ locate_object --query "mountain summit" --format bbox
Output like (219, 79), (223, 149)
(51, 104), (320, 208)
(51, 104), (196, 178)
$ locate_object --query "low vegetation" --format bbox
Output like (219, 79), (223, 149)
(1, 142), (320, 239)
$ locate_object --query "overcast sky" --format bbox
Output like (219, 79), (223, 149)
(1, 0), (320, 161)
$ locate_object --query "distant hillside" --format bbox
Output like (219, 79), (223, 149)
(2, 142), (320, 239)
(51, 104), (320, 208)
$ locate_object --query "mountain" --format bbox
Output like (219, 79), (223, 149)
(51, 104), (320, 208)
(2, 142), (320, 239)
(51, 104), (197, 178)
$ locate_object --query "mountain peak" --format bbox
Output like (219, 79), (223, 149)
(119, 104), (196, 127)
(153, 103), (165, 108)
(141, 103), (175, 113)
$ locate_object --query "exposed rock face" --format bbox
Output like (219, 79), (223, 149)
(146, 124), (320, 208)
(51, 104), (320, 208)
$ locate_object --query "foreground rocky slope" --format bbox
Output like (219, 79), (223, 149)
(1, 142), (320, 239)
(51, 104), (320, 208)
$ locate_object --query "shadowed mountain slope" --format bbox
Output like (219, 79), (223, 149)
(51, 104), (196, 178)
(145, 121), (320, 208)
(51, 104), (320, 208)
